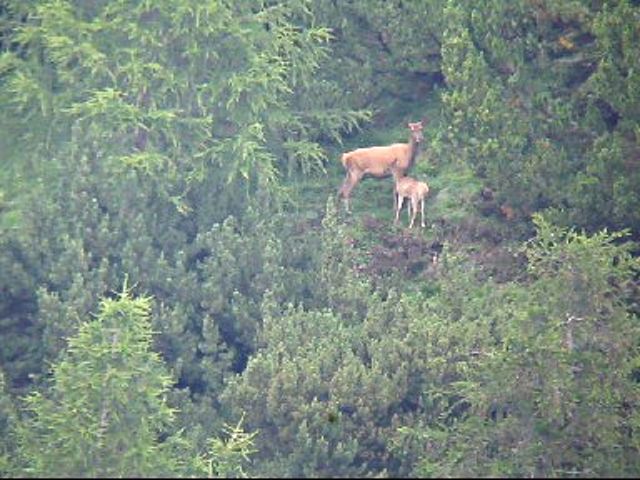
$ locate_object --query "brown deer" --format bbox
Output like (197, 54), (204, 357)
(392, 168), (430, 228)
(338, 120), (425, 212)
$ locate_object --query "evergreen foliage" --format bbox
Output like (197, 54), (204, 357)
(13, 284), (255, 477)
(1, 0), (639, 477)
(0, 370), (19, 476)
(398, 217), (640, 477)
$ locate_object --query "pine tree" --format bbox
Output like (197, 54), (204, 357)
(14, 283), (253, 477)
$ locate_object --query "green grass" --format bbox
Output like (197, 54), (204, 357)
(425, 162), (482, 223)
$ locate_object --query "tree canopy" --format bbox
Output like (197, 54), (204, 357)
(1, 0), (639, 477)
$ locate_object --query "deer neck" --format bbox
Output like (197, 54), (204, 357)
(407, 135), (422, 170)
(391, 168), (404, 184)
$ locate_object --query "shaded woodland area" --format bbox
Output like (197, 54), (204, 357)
(1, 0), (639, 477)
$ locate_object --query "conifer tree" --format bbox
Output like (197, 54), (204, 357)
(16, 283), (255, 477)
(16, 284), (181, 476)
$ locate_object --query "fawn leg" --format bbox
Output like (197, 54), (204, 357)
(395, 196), (404, 224)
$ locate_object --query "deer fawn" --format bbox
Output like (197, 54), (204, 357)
(392, 168), (430, 228)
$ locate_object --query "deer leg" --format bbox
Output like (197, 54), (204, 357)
(393, 185), (398, 217)
(395, 195), (404, 224)
(420, 198), (425, 228)
(338, 173), (350, 211)
(409, 197), (418, 228)
(339, 170), (362, 213)
(393, 187), (398, 220)
(393, 191), (397, 223)
(393, 189), (396, 216)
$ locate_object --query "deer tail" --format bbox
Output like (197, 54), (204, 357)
(341, 153), (351, 169)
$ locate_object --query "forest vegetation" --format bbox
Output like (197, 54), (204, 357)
(1, 0), (639, 477)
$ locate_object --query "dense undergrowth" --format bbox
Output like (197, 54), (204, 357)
(1, 0), (639, 477)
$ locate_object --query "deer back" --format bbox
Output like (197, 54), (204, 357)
(343, 143), (410, 176)
(395, 176), (429, 199)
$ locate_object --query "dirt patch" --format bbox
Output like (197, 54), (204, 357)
(356, 214), (526, 284)
(357, 216), (443, 279)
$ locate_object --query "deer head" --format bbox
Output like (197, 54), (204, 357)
(408, 121), (424, 144)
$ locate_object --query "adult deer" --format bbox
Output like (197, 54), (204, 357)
(338, 120), (425, 212)
(392, 168), (430, 228)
